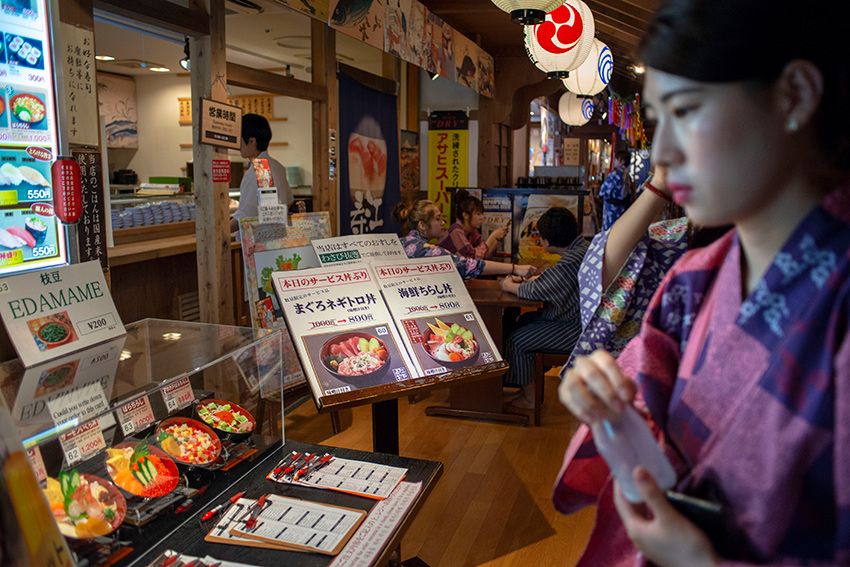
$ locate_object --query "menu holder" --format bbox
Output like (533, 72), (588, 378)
(205, 495), (365, 556)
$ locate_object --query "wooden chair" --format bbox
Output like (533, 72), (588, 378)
(532, 351), (570, 426)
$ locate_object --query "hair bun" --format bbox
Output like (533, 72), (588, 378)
(392, 201), (410, 223)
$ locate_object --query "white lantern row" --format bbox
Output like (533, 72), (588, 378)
(524, 0), (595, 78)
(559, 92), (594, 126)
(563, 38), (612, 96)
(491, 0), (566, 25)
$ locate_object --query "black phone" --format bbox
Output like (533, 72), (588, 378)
(665, 491), (727, 546)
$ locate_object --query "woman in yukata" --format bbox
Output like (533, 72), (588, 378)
(439, 189), (509, 259)
(555, 0), (850, 565)
(393, 200), (536, 280)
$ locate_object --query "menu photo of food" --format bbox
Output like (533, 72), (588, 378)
(301, 325), (415, 396)
(0, 208), (60, 267)
(5, 84), (47, 130)
(254, 244), (320, 318)
(0, 90), (8, 129)
(3, 31), (43, 69)
(26, 311), (78, 352)
(33, 358), (79, 397)
(401, 314), (498, 376)
(2, 0), (39, 21)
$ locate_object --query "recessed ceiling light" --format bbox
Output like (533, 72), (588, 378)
(150, 66), (170, 73)
(95, 55), (115, 61)
(633, 64), (645, 75)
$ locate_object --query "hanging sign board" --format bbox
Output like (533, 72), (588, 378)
(0, 261), (124, 367)
(199, 98), (242, 150)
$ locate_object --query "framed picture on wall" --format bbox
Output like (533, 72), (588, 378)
(97, 72), (139, 149)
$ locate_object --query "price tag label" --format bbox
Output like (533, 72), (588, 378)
(161, 375), (194, 414)
(116, 394), (155, 435)
(58, 418), (105, 466)
(26, 446), (47, 483)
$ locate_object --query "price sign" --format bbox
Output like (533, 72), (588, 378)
(58, 418), (105, 466)
(161, 375), (194, 413)
(116, 394), (155, 435)
(26, 446), (47, 483)
(212, 159), (231, 183)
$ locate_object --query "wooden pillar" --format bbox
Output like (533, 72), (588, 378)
(405, 63), (420, 132)
(311, 20), (338, 233)
(478, 94), (495, 189)
(190, 0), (233, 325)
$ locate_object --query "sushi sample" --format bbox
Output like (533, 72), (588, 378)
(7, 226), (35, 247)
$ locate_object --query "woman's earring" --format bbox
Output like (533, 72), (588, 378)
(786, 117), (799, 132)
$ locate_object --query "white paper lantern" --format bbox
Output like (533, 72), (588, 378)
(524, 0), (595, 79)
(563, 39), (612, 96)
(559, 92), (594, 126)
(491, 0), (566, 25)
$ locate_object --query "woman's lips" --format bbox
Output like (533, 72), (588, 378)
(668, 183), (693, 205)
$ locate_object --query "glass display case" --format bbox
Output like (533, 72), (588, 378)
(110, 194), (197, 229)
(0, 318), (284, 565)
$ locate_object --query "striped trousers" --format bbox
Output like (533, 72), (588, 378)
(505, 313), (581, 386)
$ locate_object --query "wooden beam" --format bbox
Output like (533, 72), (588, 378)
(189, 0), (233, 325)
(59, 0), (94, 27)
(226, 62), (327, 101)
(312, 20), (339, 233)
(338, 63), (398, 96)
(93, 0), (209, 36)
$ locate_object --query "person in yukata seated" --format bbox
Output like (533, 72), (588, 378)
(555, 0), (850, 565)
(599, 149), (635, 230)
(393, 200), (536, 280)
(499, 207), (589, 409)
(439, 189), (509, 259)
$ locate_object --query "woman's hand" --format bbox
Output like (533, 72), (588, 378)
(558, 350), (636, 423)
(490, 226), (509, 241)
(513, 264), (537, 277)
(649, 165), (671, 198)
(614, 468), (719, 567)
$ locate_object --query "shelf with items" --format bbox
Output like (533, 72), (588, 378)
(0, 318), (284, 566)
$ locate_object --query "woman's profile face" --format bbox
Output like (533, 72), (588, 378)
(644, 69), (792, 227)
(426, 210), (446, 239)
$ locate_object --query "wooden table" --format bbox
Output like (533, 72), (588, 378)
(130, 440), (442, 567)
(425, 279), (544, 426)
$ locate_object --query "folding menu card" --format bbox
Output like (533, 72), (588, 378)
(312, 234), (407, 267)
(372, 257), (502, 376)
(273, 263), (417, 407)
(0, 261), (125, 367)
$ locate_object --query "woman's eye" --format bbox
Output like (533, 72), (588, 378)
(673, 105), (698, 118)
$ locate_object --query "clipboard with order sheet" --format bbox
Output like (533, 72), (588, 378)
(205, 494), (365, 556)
(267, 456), (408, 500)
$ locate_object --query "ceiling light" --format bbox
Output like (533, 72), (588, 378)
(179, 37), (190, 71)
(633, 64), (645, 75)
(491, 0), (564, 25)
(430, 72), (439, 81)
(95, 55), (115, 61)
(162, 332), (182, 341)
(150, 66), (170, 73)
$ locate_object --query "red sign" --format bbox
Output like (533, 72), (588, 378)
(51, 156), (82, 224)
(31, 202), (54, 216)
(26, 146), (53, 161)
(212, 159), (231, 183)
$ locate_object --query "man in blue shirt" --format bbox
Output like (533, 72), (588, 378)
(599, 150), (634, 230)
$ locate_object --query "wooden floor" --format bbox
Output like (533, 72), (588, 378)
(283, 379), (596, 567)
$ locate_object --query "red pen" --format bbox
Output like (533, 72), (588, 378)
(271, 451), (301, 479)
(294, 453), (333, 482)
(245, 494), (268, 529)
(278, 452), (313, 480)
(201, 490), (245, 522)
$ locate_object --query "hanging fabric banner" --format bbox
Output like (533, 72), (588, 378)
(338, 72), (401, 235)
(427, 111), (469, 221)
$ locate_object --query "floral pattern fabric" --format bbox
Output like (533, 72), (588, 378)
(400, 230), (485, 279)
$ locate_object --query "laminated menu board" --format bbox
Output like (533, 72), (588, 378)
(373, 257), (501, 377)
(312, 233), (406, 267)
(272, 263), (417, 407)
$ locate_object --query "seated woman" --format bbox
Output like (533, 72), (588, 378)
(556, 1), (850, 565)
(393, 200), (535, 279)
(439, 189), (509, 259)
(499, 207), (588, 407)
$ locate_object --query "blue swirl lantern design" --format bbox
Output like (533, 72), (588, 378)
(563, 38), (612, 96)
(559, 92), (591, 126)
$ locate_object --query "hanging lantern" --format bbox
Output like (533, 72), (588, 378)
(563, 39), (612, 96)
(491, 0), (565, 25)
(524, 0), (595, 79)
(559, 92), (594, 126)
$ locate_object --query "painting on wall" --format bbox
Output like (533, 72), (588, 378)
(399, 129), (420, 204)
(274, 0), (329, 20)
(427, 12), (454, 80)
(478, 51), (495, 98)
(402, 0), (428, 68)
(97, 72), (138, 149)
(384, 0), (403, 57)
(453, 33), (478, 90)
(329, 0), (386, 50)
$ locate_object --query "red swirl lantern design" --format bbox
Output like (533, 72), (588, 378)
(524, 0), (595, 79)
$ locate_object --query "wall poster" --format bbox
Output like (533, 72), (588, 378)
(329, 0), (386, 50)
(96, 72), (138, 149)
(338, 72), (400, 236)
(427, 111), (468, 221)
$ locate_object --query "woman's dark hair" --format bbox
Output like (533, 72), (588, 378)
(393, 200), (441, 234)
(241, 113), (272, 152)
(454, 189), (483, 223)
(536, 207), (578, 248)
(615, 150), (631, 167)
(638, 0), (850, 170)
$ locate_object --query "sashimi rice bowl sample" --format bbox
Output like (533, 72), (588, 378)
(106, 439), (180, 498)
(155, 418), (221, 466)
(196, 399), (255, 442)
(43, 471), (126, 539)
(321, 333), (390, 378)
(422, 318), (479, 364)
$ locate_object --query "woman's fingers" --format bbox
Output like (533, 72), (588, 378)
(588, 350), (636, 404)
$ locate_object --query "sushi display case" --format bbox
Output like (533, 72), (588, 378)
(0, 318), (286, 566)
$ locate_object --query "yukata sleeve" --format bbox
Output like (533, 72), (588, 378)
(445, 228), (479, 258)
(599, 170), (622, 200)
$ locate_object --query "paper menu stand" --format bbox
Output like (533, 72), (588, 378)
(372, 257), (502, 377)
(272, 263), (418, 407)
(0, 261), (125, 367)
(312, 234), (407, 267)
